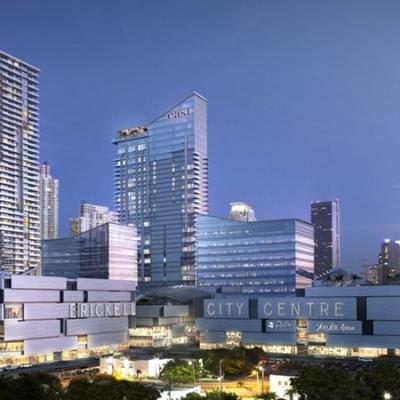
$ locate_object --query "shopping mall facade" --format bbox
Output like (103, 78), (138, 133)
(196, 285), (400, 358)
(0, 275), (135, 365)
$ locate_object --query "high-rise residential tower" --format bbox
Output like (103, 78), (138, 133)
(0, 51), (40, 274)
(311, 199), (340, 277)
(70, 201), (117, 236)
(114, 93), (208, 287)
(229, 202), (256, 222)
(40, 162), (59, 240)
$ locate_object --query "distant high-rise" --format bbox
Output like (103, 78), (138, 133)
(70, 201), (117, 236)
(0, 51), (40, 274)
(114, 93), (208, 287)
(229, 202), (256, 222)
(40, 162), (59, 240)
(311, 200), (340, 276)
(379, 239), (400, 283)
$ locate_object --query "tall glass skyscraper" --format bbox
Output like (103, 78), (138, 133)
(311, 199), (340, 276)
(40, 162), (59, 240)
(196, 215), (314, 295)
(0, 51), (40, 274)
(114, 93), (208, 287)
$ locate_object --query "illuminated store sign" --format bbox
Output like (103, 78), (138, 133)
(167, 107), (192, 120)
(266, 320), (296, 333)
(69, 302), (135, 319)
(258, 298), (357, 320)
(307, 320), (362, 335)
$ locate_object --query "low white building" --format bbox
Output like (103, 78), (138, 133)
(100, 356), (172, 379)
(159, 386), (202, 400)
(135, 358), (172, 378)
(269, 372), (299, 400)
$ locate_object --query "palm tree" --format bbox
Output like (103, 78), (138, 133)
(256, 393), (277, 400)
(350, 274), (362, 286)
(333, 273), (346, 287)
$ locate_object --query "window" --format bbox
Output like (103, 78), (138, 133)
(4, 304), (23, 319)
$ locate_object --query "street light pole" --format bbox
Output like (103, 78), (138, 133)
(188, 361), (196, 386)
(219, 360), (223, 393)
(259, 366), (265, 394)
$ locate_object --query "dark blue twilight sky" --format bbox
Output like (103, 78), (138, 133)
(1, 0), (400, 272)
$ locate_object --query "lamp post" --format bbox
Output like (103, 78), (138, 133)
(256, 368), (260, 395)
(383, 392), (392, 400)
(188, 361), (196, 386)
(258, 366), (265, 394)
(219, 360), (223, 393)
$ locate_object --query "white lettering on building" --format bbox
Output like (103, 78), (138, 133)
(69, 302), (135, 319)
(167, 108), (192, 120)
(260, 300), (349, 318)
(206, 301), (246, 317)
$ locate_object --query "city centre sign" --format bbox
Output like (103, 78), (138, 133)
(204, 299), (249, 318)
(258, 298), (357, 320)
(69, 302), (135, 319)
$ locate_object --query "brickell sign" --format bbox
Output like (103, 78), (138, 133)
(69, 302), (135, 318)
(258, 298), (357, 320)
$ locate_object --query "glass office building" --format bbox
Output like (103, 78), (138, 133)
(42, 223), (137, 285)
(113, 93), (208, 288)
(196, 215), (314, 295)
(311, 200), (340, 276)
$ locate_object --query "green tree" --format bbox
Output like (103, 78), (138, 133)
(290, 365), (361, 400)
(182, 393), (203, 400)
(0, 372), (62, 400)
(0, 375), (15, 398)
(256, 393), (277, 400)
(63, 377), (91, 400)
(64, 375), (160, 400)
(357, 363), (400, 400)
(200, 347), (266, 377)
(205, 390), (240, 400)
(160, 360), (202, 385)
